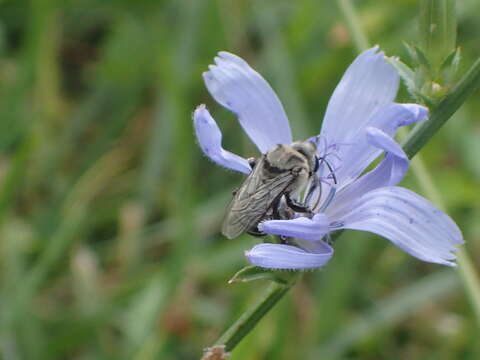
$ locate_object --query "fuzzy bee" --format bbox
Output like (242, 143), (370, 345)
(222, 141), (320, 239)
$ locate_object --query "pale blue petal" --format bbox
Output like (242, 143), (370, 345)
(193, 105), (252, 174)
(325, 127), (409, 213)
(259, 213), (329, 241)
(320, 47), (399, 159)
(330, 186), (463, 266)
(245, 242), (333, 270)
(374, 103), (428, 135)
(333, 103), (427, 187)
(203, 51), (292, 153)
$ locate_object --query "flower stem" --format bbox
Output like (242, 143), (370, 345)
(213, 272), (300, 354)
(455, 251), (480, 323)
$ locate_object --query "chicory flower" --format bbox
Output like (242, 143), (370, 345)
(193, 47), (463, 270)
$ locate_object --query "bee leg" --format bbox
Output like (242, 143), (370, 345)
(247, 157), (257, 170)
(247, 226), (267, 237)
(285, 194), (313, 215)
(273, 198), (294, 223)
(270, 195), (285, 220)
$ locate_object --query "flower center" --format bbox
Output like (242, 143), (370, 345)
(305, 137), (341, 213)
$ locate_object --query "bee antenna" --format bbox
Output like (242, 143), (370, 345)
(318, 156), (338, 185)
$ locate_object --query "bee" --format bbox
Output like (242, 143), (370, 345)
(222, 141), (320, 239)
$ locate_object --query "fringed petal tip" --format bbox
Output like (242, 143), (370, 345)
(401, 103), (429, 125)
(202, 51), (292, 153)
(330, 186), (464, 268)
(193, 105), (252, 174)
(216, 51), (250, 68)
(365, 45), (406, 64)
(362, 45), (380, 56)
(420, 242), (462, 267)
(245, 243), (333, 270)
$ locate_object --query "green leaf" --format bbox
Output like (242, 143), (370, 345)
(387, 56), (435, 106)
(413, 45), (432, 70)
(440, 47), (461, 73)
(440, 47), (462, 86)
(402, 55), (480, 159)
(228, 266), (288, 284)
(386, 57), (416, 94)
(403, 42), (418, 63)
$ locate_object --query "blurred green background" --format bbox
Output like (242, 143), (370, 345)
(0, 0), (479, 359)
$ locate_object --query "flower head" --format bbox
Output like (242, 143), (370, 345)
(193, 48), (463, 270)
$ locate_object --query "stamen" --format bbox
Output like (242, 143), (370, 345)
(304, 137), (345, 215)
(319, 157), (338, 185)
(308, 158), (338, 212)
(318, 186), (336, 212)
(319, 178), (334, 186)
(308, 180), (322, 212)
(329, 220), (344, 228)
(305, 176), (319, 204)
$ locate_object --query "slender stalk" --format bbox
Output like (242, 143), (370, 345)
(455, 251), (480, 323)
(214, 273), (300, 352)
(336, 0), (370, 52)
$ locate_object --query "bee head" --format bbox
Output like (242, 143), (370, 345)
(291, 141), (317, 175)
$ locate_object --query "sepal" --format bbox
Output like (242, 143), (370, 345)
(228, 265), (296, 284)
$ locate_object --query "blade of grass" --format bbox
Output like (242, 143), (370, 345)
(12, 144), (132, 319)
(401, 130), (480, 324)
(336, 0), (370, 52)
(310, 269), (459, 359)
(125, 1), (205, 357)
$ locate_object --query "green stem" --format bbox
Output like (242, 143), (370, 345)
(214, 273), (300, 353)
(455, 251), (480, 323)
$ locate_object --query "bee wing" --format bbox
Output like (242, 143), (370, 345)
(222, 158), (295, 239)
